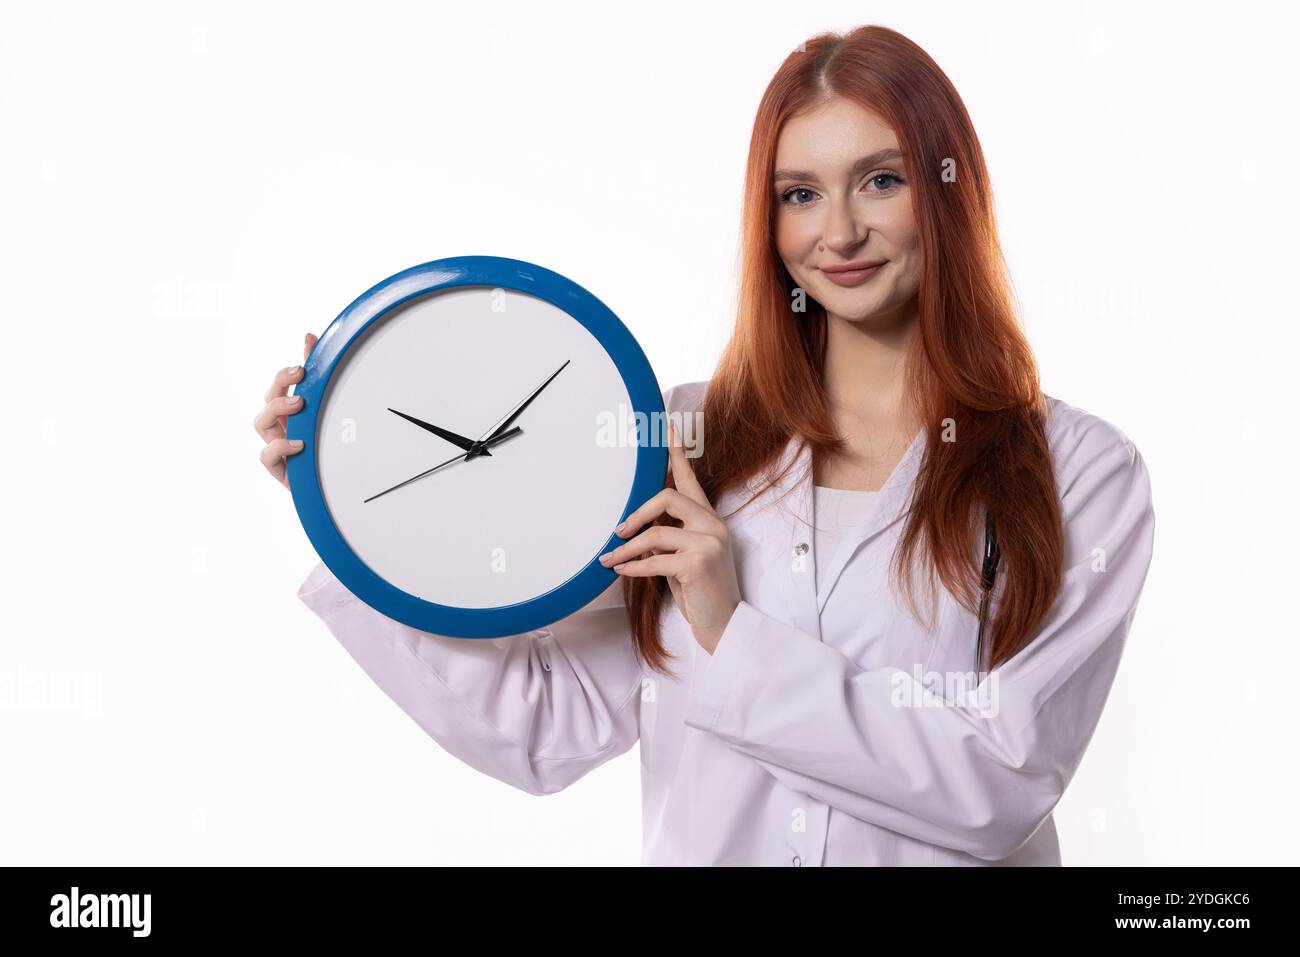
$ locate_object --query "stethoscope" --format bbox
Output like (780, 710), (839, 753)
(974, 513), (1001, 675)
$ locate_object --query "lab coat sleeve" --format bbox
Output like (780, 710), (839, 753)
(295, 382), (696, 797)
(299, 561), (643, 796)
(684, 429), (1156, 861)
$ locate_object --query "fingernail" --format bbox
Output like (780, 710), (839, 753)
(598, 552), (614, 564)
(286, 395), (302, 405)
(287, 365), (301, 376)
(614, 522), (625, 533)
(289, 439), (304, 449)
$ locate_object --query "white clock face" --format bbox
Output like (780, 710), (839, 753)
(315, 285), (639, 608)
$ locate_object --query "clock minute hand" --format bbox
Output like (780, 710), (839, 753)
(387, 408), (486, 456)
(467, 359), (571, 460)
(363, 426), (523, 504)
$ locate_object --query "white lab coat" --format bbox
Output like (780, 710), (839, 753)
(298, 380), (1155, 866)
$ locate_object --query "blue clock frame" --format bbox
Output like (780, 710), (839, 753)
(286, 255), (668, 639)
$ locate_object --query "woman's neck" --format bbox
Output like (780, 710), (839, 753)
(821, 302), (921, 434)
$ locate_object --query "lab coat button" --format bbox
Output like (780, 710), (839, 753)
(792, 854), (802, 866)
(794, 542), (809, 556)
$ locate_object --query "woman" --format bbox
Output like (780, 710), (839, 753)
(254, 25), (1155, 866)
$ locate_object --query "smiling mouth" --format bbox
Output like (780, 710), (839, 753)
(821, 260), (886, 286)
(822, 259), (887, 273)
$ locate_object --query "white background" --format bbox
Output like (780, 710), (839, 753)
(1, 0), (1295, 865)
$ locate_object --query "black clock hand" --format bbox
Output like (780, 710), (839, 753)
(387, 408), (487, 456)
(465, 359), (570, 461)
(363, 426), (523, 504)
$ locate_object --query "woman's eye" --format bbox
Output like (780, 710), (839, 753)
(780, 174), (903, 207)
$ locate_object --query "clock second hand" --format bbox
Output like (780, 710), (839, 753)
(363, 426), (523, 504)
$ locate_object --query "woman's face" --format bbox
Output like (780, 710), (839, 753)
(772, 96), (922, 325)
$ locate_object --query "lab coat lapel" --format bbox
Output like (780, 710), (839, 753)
(742, 427), (928, 641)
(813, 427), (927, 614)
(741, 435), (822, 642)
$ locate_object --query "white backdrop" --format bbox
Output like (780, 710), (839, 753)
(1, 0), (1295, 865)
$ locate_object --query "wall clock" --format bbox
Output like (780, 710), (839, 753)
(286, 255), (667, 638)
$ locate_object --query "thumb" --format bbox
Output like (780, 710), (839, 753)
(303, 331), (318, 362)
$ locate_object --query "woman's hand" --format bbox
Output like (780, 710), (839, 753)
(254, 332), (318, 489)
(598, 422), (742, 654)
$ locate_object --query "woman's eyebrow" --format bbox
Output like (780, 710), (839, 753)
(773, 148), (905, 183)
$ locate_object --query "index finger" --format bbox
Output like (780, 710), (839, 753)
(668, 419), (708, 508)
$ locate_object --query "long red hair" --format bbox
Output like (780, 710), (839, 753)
(623, 25), (1063, 677)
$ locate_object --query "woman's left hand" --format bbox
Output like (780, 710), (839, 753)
(598, 422), (742, 654)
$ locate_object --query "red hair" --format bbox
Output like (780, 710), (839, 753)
(623, 25), (1063, 677)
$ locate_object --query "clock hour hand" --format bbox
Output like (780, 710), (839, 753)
(466, 359), (570, 460)
(387, 408), (488, 456)
(363, 425), (523, 504)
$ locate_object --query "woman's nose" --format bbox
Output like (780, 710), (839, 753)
(820, 199), (869, 253)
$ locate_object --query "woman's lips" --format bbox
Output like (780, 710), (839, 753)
(822, 262), (885, 287)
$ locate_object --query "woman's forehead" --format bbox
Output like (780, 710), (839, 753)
(775, 99), (902, 170)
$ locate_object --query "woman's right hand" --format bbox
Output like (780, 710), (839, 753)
(255, 332), (318, 489)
